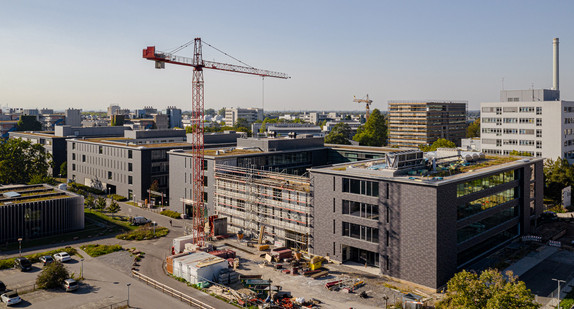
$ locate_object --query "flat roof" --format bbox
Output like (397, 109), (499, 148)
(0, 184), (78, 206)
(310, 155), (542, 186)
(72, 137), (192, 149)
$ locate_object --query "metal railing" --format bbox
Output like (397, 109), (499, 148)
(131, 270), (215, 309)
(96, 300), (128, 309)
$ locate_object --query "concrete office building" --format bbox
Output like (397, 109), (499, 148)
(480, 39), (574, 160)
(224, 107), (263, 126)
(65, 108), (82, 127)
(0, 184), (84, 244)
(310, 150), (543, 291)
(388, 101), (467, 148)
(164, 106), (183, 129)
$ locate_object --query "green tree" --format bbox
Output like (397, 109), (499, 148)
(218, 108), (226, 116)
(36, 261), (70, 289)
(544, 158), (574, 204)
(95, 197), (107, 211)
(16, 115), (42, 131)
(59, 161), (67, 178)
(260, 117), (270, 133)
(0, 138), (52, 184)
(509, 150), (533, 157)
(352, 109), (387, 146)
(325, 122), (352, 145)
(85, 195), (95, 209)
(419, 138), (457, 152)
(204, 108), (216, 116)
(466, 118), (480, 138)
(318, 119), (327, 128)
(107, 199), (120, 214)
(28, 174), (56, 185)
(437, 269), (539, 309)
(233, 118), (251, 135)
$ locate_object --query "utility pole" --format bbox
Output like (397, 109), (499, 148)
(552, 278), (565, 308)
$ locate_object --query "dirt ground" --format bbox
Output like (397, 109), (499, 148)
(210, 240), (423, 309)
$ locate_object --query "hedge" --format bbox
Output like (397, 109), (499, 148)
(110, 194), (128, 201)
(160, 210), (181, 219)
(116, 226), (169, 241)
(68, 182), (105, 195)
(80, 244), (123, 257)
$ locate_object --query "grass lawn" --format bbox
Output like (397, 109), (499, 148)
(80, 244), (123, 257)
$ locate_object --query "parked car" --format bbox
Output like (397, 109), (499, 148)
(1, 291), (22, 306)
(14, 257), (32, 271)
(0, 280), (6, 293)
(130, 216), (151, 226)
(53, 252), (71, 263)
(39, 255), (54, 266)
(62, 279), (79, 292)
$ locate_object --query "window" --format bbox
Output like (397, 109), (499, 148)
(128, 150), (133, 159)
(203, 191), (208, 203)
(273, 188), (281, 201)
(342, 200), (379, 220)
(457, 188), (516, 220)
(342, 178), (379, 197)
(456, 171), (515, 197)
(333, 220), (336, 233)
(72, 142), (75, 150)
(128, 162), (133, 171)
(333, 198), (336, 212)
(203, 159), (208, 170)
(536, 107), (542, 115)
(536, 140), (542, 149)
(203, 176), (208, 186)
(72, 153), (76, 160)
(128, 176), (133, 184)
(108, 171), (112, 180)
(342, 222), (378, 243)
(536, 130), (542, 138)
(72, 164), (76, 171)
(99, 146), (103, 154)
(457, 206), (518, 243)
(82, 155), (86, 162)
(536, 118), (542, 127)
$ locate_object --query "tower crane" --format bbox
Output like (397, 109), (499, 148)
(353, 94), (373, 121)
(143, 38), (289, 247)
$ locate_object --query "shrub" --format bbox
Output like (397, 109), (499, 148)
(160, 210), (181, 219)
(116, 226), (169, 241)
(36, 261), (69, 289)
(80, 244), (123, 257)
(111, 194), (127, 201)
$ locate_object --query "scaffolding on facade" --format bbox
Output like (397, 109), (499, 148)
(214, 164), (312, 251)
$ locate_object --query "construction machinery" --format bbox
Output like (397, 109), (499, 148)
(353, 94), (373, 121)
(143, 38), (289, 247)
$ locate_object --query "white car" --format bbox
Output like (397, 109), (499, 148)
(53, 252), (71, 262)
(1, 291), (22, 306)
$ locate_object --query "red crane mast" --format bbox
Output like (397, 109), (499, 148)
(143, 38), (289, 247)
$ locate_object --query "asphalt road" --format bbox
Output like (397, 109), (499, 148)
(519, 249), (574, 296)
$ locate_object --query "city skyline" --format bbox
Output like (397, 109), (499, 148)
(1, 1), (573, 112)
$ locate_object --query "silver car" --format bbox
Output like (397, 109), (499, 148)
(63, 279), (79, 292)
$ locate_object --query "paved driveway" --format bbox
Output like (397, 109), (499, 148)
(519, 250), (574, 296)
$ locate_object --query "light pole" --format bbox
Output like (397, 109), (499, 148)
(153, 222), (156, 237)
(382, 295), (389, 308)
(17, 238), (22, 257)
(553, 278), (565, 309)
(80, 258), (84, 279)
(127, 283), (131, 307)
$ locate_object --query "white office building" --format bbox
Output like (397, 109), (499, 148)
(224, 107), (263, 126)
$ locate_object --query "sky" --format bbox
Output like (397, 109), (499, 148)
(1, 1), (573, 112)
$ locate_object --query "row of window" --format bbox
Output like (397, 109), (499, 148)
(457, 206), (518, 243)
(72, 153), (133, 171)
(456, 171), (515, 198)
(342, 222), (379, 243)
(342, 178), (379, 197)
(342, 200), (379, 220)
(457, 188), (516, 220)
(483, 106), (542, 114)
(71, 143), (133, 158)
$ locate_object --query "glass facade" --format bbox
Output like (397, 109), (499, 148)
(342, 200), (379, 220)
(456, 170), (515, 197)
(342, 222), (379, 243)
(342, 178), (379, 197)
(457, 188), (516, 220)
(457, 206), (518, 243)
(457, 225), (518, 266)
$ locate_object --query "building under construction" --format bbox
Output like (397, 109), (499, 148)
(214, 164), (312, 251)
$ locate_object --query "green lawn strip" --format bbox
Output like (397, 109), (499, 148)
(0, 247), (78, 270)
(160, 209), (181, 218)
(80, 244), (123, 257)
(85, 209), (137, 231)
(116, 226), (169, 241)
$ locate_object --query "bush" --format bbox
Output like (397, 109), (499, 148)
(116, 226), (169, 241)
(160, 210), (181, 219)
(110, 194), (127, 201)
(80, 244), (123, 257)
(36, 261), (69, 289)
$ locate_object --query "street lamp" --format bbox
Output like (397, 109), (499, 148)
(80, 258), (84, 279)
(17, 238), (22, 257)
(153, 222), (156, 237)
(127, 283), (131, 307)
(382, 295), (389, 308)
(553, 278), (565, 309)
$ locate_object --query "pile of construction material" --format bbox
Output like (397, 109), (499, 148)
(217, 268), (239, 285)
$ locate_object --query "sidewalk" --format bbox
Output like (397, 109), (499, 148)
(504, 245), (559, 277)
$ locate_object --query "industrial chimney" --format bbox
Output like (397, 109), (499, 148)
(553, 38), (559, 91)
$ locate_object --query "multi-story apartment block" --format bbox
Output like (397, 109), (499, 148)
(388, 101), (467, 148)
(310, 150), (543, 291)
(224, 107), (263, 126)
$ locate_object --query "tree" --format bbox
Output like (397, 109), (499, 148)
(437, 269), (539, 309)
(466, 118), (480, 138)
(95, 197), (107, 211)
(28, 174), (56, 185)
(419, 138), (456, 152)
(204, 108), (216, 116)
(218, 108), (226, 116)
(325, 122), (352, 145)
(544, 158), (574, 204)
(59, 161), (67, 178)
(16, 115), (42, 131)
(509, 150), (533, 157)
(0, 138), (52, 184)
(85, 195), (95, 209)
(36, 261), (70, 289)
(107, 199), (120, 214)
(352, 109), (387, 146)
(318, 119), (327, 128)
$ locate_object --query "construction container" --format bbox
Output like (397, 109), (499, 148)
(172, 235), (196, 254)
(172, 251), (228, 285)
(165, 252), (191, 274)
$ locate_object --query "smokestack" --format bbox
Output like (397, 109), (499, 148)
(553, 38), (559, 91)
